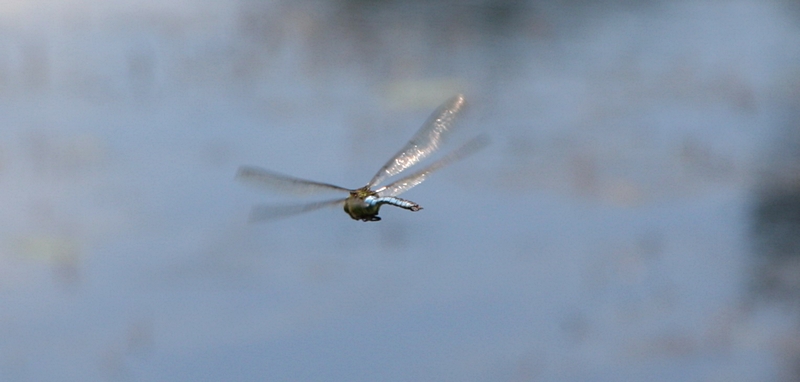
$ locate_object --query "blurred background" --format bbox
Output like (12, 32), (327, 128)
(2, 0), (800, 380)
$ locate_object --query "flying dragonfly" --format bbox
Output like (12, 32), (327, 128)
(236, 94), (488, 222)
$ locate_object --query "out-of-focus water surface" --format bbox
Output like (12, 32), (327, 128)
(2, 0), (800, 380)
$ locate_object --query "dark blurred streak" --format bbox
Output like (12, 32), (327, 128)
(751, 186), (800, 300)
(750, 102), (800, 380)
(335, 0), (534, 36)
(321, 0), (547, 79)
(750, 105), (800, 303)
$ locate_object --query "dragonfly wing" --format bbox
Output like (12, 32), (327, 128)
(377, 135), (489, 197)
(248, 198), (346, 222)
(368, 94), (467, 188)
(237, 166), (351, 195)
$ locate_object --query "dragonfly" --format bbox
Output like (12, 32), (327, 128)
(236, 94), (488, 222)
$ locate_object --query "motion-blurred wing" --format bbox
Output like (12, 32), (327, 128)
(368, 94), (467, 188)
(237, 166), (351, 195)
(376, 135), (489, 197)
(248, 198), (346, 222)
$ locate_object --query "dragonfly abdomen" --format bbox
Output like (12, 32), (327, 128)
(365, 195), (421, 211)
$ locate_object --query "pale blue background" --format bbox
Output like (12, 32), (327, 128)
(1, 1), (800, 381)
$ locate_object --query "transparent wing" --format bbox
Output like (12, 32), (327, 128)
(368, 94), (467, 188)
(248, 198), (346, 222)
(236, 166), (351, 195)
(376, 134), (489, 197)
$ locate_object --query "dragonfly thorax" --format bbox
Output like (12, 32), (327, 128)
(344, 187), (383, 221)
